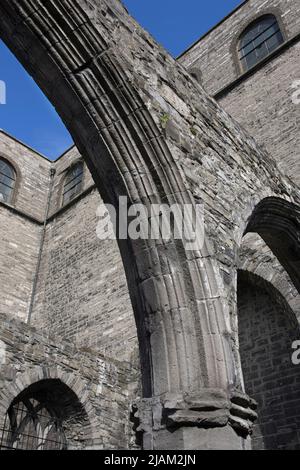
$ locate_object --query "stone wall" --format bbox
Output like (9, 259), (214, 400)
(0, 132), (138, 364)
(0, 130), (50, 220)
(32, 177), (138, 363)
(178, 0), (300, 184)
(178, 0), (300, 96)
(0, 133), (140, 447)
(238, 273), (300, 450)
(0, 131), (50, 321)
(239, 233), (300, 321)
(218, 42), (300, 184)
(0, 312), (139, 449)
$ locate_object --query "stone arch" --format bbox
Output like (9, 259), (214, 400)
(245, 197), (300, 293)
(0, 0), (242, 423)
(0, 368), (95, 449)
(239, 232), (300, 321)
(237, 271), (300, 450)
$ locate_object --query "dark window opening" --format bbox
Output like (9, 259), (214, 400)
(0, 159), (16, 204)
(0, 379), (91, 451)
(0, 399), (67, 450)
(239, 15), (284, 71)
(63, 162), (84, 206)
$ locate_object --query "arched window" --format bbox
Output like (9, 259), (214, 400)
(0, 379), (91, 450)
(63, 161), (84, 206)
(239, 15), (284, 71)
(0, 158), (16, 204)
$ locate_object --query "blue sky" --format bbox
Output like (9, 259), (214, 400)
(0, 0), (243, 160)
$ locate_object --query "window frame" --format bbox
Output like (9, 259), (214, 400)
(234, 11), (286, 75)
(0, 157), (17, 205)
(62, 160), (85, 207)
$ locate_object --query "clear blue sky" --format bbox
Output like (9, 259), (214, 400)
(0, 0), (243, 160)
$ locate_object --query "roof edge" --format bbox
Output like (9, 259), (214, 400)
(0, 129), (75, 162)
(177, 0), (249, 60)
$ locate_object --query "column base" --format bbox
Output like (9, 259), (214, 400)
(150, 425), (252, 450)
(132, 389), (257, 450)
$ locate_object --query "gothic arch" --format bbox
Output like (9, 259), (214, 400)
(0, 0), (245, 438)
(239, 232), (300, 321)
(245, 197), (300, 293)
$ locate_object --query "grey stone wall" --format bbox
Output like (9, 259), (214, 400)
(178, 0), (300, 184)
(239, 233), (300, 320)
(0, 312), (139, 449)
(0, 133), (138, 364)
(0, 130), (50, 220)
(0, 131), (50, 321)
(238, 273), (300, 450)
(0, 132), (140, 447)
(32, 177), (138, 364)
(0, 208), (40, 322)
(178, 0), (300, 96)
(218, 42), (300, 184)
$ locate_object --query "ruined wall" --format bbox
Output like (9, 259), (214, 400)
(238, 274), (300, 450)
(178, 0), (300, 184)
(0, 131), (50, 321)
(0, 312), (139, 449)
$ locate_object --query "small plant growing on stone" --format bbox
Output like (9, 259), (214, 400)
(160, 113), (170, 129)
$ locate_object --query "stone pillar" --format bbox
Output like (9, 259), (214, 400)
(133, 389), (257, 450)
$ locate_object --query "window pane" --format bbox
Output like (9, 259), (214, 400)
(64, 184), (81, 205)
(255, 42), (269, 61)
(0, 184), (13, 203)
(240, 15), (283, 71)
(65, 163), (83, 184)
(266, 31), (284, 53)
(63, 174), (83, 194)
(0, 159), (15, 203)
(246, 51), (259, 69)
(63, 162), (84, 206)
(241, 26), (259, 46)
(0, 160), (15, 180)
(257, 16), (275, 32)
(0, 173), (15, 188)
(240, 41), (255, 58)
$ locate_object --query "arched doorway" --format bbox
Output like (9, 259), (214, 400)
(237, 197), (300, 450)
